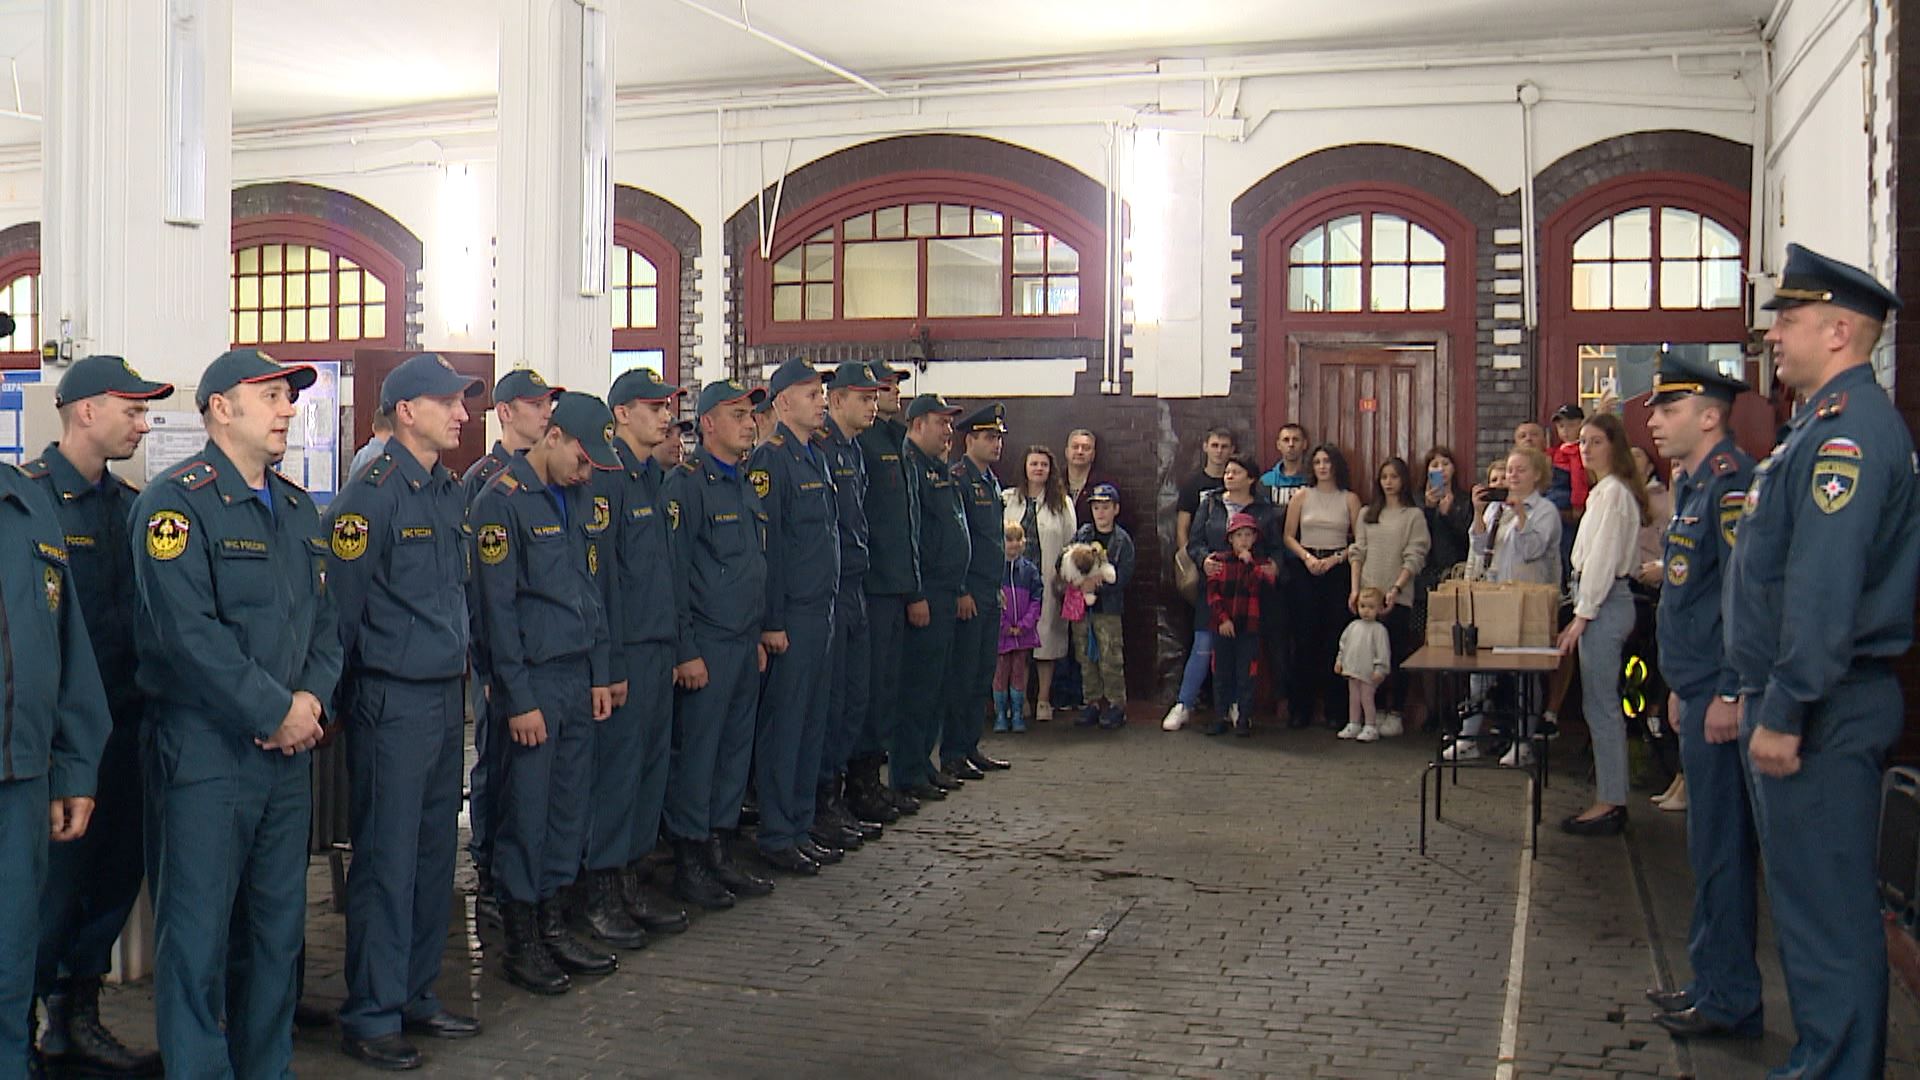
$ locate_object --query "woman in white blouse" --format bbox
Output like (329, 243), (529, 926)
(1002, 445), (1077, 722)
(1556, 413), (1653, 837)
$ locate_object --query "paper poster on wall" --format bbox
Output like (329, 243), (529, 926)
(279, 361), (340, 507)
(144, 410), (207, 482)
(0, 370), (42, 467)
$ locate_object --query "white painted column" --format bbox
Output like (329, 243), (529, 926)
(495, 0), (614, 394)
(40, 0), (233, 391)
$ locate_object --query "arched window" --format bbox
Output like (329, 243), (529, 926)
(1570, 206), (1742, 313)
(611, 220), (681, 385)
(1286, 212), (1446, 313)
(230, 215), (407, 362)
(0, 253), (37, 369)
(747, 173), (1102, 344)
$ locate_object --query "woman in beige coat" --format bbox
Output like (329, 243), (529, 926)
(1003, 446), (1077, 721)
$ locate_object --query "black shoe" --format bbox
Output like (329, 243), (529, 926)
(944, 759), (987, 781)
(811, 822), (862, 851)
(341, 1032), (422, 1071)
(671, 838), (735, 910)
(501, 902), (570, 995)
(842, 812), (883, 841)
(1075, 705), (1102, 727)
(760, 846), (820, 875)
(967, 751), (1011, 771)
(929, 769), (964, 791)
(1653, 1007), (1763, 1039)
(402, 1011), (482, 1040)
(706, 835), (775, 896)
(904, 782), (947, 801)
(48, 976), (165, 1076)
(798, 836), (844, 864)
(540, 899), (618, 976)
(847, 769), (902, 824)
(1646, 988), (1694, 1013)
(886, 787), (922, 814)
(1099, 706), (1127, 729)
(1560, 807), (1628, 836)
(574, 868), (648, 950)
(621, 866), (690, 934)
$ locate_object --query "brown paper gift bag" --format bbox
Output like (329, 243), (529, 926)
(1426, 579), (1558, 648)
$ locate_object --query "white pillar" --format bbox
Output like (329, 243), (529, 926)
(496, 0), (615, 394)
(40, 0), (233, 391)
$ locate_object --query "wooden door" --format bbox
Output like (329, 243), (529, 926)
(1296, 343), (1441, 501)
(350, 349), (494, 479)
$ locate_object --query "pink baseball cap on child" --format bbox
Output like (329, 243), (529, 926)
(1226, 512), (1260, 534)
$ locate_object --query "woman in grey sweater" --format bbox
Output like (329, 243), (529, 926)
(1348, 457), (1430, 735)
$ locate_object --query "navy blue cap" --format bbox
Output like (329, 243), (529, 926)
(828, 362), (884, 391)
(905, 393), (964, 421)
(766, 357), (822, 400)
(381, 353), (484, 411)
(958, 402), (1007, 434)
(695, 378), (767, 418)
(1088, 482), (1121, 503)
(196, 349), (317, 410)
(493, 368), (562, 403)
(871, 362), (910, 383)
(55, 355), (175, 407)
(608, 368), (682, 408)
(550, 391), (621, 470)
(1764, 243), (1902, 320)
(1645, 349), (1750, 406)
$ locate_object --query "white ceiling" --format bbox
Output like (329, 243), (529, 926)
(0, 0), (1773, 145)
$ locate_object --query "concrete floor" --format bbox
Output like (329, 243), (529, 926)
(95, 706), (1920, 1078)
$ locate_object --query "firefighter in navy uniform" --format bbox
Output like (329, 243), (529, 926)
(325, 354), (487, 1069)
(894, 394), (970, 799)
(661, 381), (777, 910)
(129, 349), (344, 1078)
(849, 365), (919, 821)
(469, 392), (622, 996)
(1724, 244), (1920, 1079)
(1639, 352), (1762, 1042)
(23, 355), (170, 1077)
(940, 403), (1012, 779)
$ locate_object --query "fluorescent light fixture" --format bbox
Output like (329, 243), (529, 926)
(578, 2), (611, 295)
(164, 0), (206, 225)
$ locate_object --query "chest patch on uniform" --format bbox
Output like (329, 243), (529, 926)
(632, 505), (654, 519)
(749, 469), (772, 499)
(220, 538), (269, 557)
(399, 526), (433, 541)
(667, 500), (682, 530)
(799, 480), (825, 492)
(44, 565), (60, 612)
(36, 541), (66, 564)
(1717, 492), (1744, 547)
(331, 513), (371, 560)
(1666, 553), (1690, 587)
(1811, 459), (1859, 514)
(713, 511), (740, 523)
(531, 523), (563, 538)
(591, 497), (611, 533)
(64, 534), (96, 549)
(146, 511), (191, 561)
(477, 523), (509, 565)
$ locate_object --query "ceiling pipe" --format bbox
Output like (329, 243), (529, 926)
(666, 0), (887, 97)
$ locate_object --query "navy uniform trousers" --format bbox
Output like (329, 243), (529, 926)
(754, 607), (834, 853)
(858, 594), (908, 766)
(893, 592), (958, 789)
(466, 676), (499, 875)
(939, 589), (1001, 767)
(0, 775), (50, 1071)
(1674, 690), (1762, 1030)
(588, 641), (675, 870)
(1745, 673), (1902, 1080)
(493, 658), (593, 905)
(822, 579), (870, 788)
(144, 722), (311, 1080)
(339, 675), (464, 1040)
(36, 722), (144, 994)
(665, 634), (760, 841)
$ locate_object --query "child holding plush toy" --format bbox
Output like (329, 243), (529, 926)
(1064, 483), (1134, 729)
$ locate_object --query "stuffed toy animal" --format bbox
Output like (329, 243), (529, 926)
(1057, 541), (1116, 623)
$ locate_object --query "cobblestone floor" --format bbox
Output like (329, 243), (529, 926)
(95, 705), (1920, 1078)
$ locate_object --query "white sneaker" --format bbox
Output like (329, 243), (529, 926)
(1227, 704), (1241, 726)
(1377, 711), (1403, 738)
(1356, 725), (1380, 743)
(1161, 704), (1190, 732)
(1336, 721), (1364, 740)
(1441, 738), (1481, 762)
(1500, 741), (1534, 767)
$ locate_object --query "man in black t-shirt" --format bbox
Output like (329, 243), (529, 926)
(1174, 427), (1237, 555)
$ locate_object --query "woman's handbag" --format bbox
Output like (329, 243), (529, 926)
(1173, 547), (1201, 603)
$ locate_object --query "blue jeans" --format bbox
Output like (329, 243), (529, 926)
(1578, 580), (1635, 805)
(1177, 627), (1215, 708)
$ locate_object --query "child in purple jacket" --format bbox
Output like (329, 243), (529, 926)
(996, 523), (1044, 733)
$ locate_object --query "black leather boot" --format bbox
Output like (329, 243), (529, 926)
(621, 863), (690, 934)
(705, 834), (774, 897)
(539, 899), (618, 976)
(575, 868), (648, 950)
(671, 838), (736, 910)
(845, 760), (900, 824)
(46, 976), (163, 1077)
(501, 901), (569, 995)
(814, 785), (865, 850)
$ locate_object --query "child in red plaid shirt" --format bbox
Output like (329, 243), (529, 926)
(1205, 512), (1279, 737)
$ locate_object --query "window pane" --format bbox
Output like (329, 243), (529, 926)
(808, 228), (831, 244)
(1049, 276), (1079, 315)
(238, 276), (259, 309)
(1373, 215), (1409, 264)
(632, 285), (658, 329)
(237, 311), (260, 343)
(940, 205), (971, 235)
(1410, 225), (1445, 263)
(261, 311), (282, 343)
(263, 245), (283, 272)
(773, 284), (803, 321)
(843, 213), (873, 241)
(340, 256), (360, 273)
(1703, 258), (1742, 309)
(927, 237), (1003, 317)
(631, 253), (656, 287)
(238, 247), (259, 274)
(1409, 265), (1446, 311)
(1370, 265), (1408, 312)
(1013, 233), (1044, 274)
(1613, 209), (1651, 260)
(804, 283), (834, 320)
(1014, 218), (1042, 235)
(1572, 222), (1610, 262)
(1661, 209), (1701, 259)
(804, 243), (833, 281)
(1572, 263), (1610, 309)
(843, 241), (917, 318)
(1661, 260), (1701, 308)
(341, 271), (361, 304)
(1328, 265), (1362, 311)
(286, 246), (307, 272)
(1288, 266), (1323, 312)
(1290, 226), (1325, 265)
(366, 276), (386, 304)
(308, 310), (329, 341)
(908, 203), (938, 238)
(1327, 215), (1363, 263)
(309, 271), (329, 305)
(611, 249), (630, 288)
(287, 274), (306, 307)
(263, 276), (283, 309)
(364, 304), (386, 339)
(339, 307), (361, 339)
(1611, 261), (1652, 309)
(1047, 237), (1079, 273)
(874, 206), (906, 239)
(611, 350), (667, 383)
(285, 310), (307, 342)
(1014, 277), (1047, 316)
(974, 209), (1003, 236)
(1702, 218), (1740, 259)
(774, 249), (804, 284)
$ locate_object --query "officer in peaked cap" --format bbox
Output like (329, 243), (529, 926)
(24, 356), (170, 1075)
(894, 394), (969, 800)
(130, 349), (341, 1077)
(325, 354), (485, 1068)
(850, 363), (923, 820)
(1640, 349), (1762, 1042)
(1724, 243), (1920, 1078)
(940, 403), (1012, 780)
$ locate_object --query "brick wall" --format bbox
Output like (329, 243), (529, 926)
(0, 221), (35, 263)
(233, 182), (425, 351)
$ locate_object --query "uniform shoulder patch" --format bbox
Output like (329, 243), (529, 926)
(19, 457), (48, 480)
(146, 509), (192, 560)
(494, 471), (521, 494)
(1708, 451), (1739, 476)
(476, 523), (509, 565)
(167, 461), (217, 491)
(768, 433), (786, 447)
(1816, 437), (1862, 460)
(331, 513), (370, 560)
(749, 468), (772, 500)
